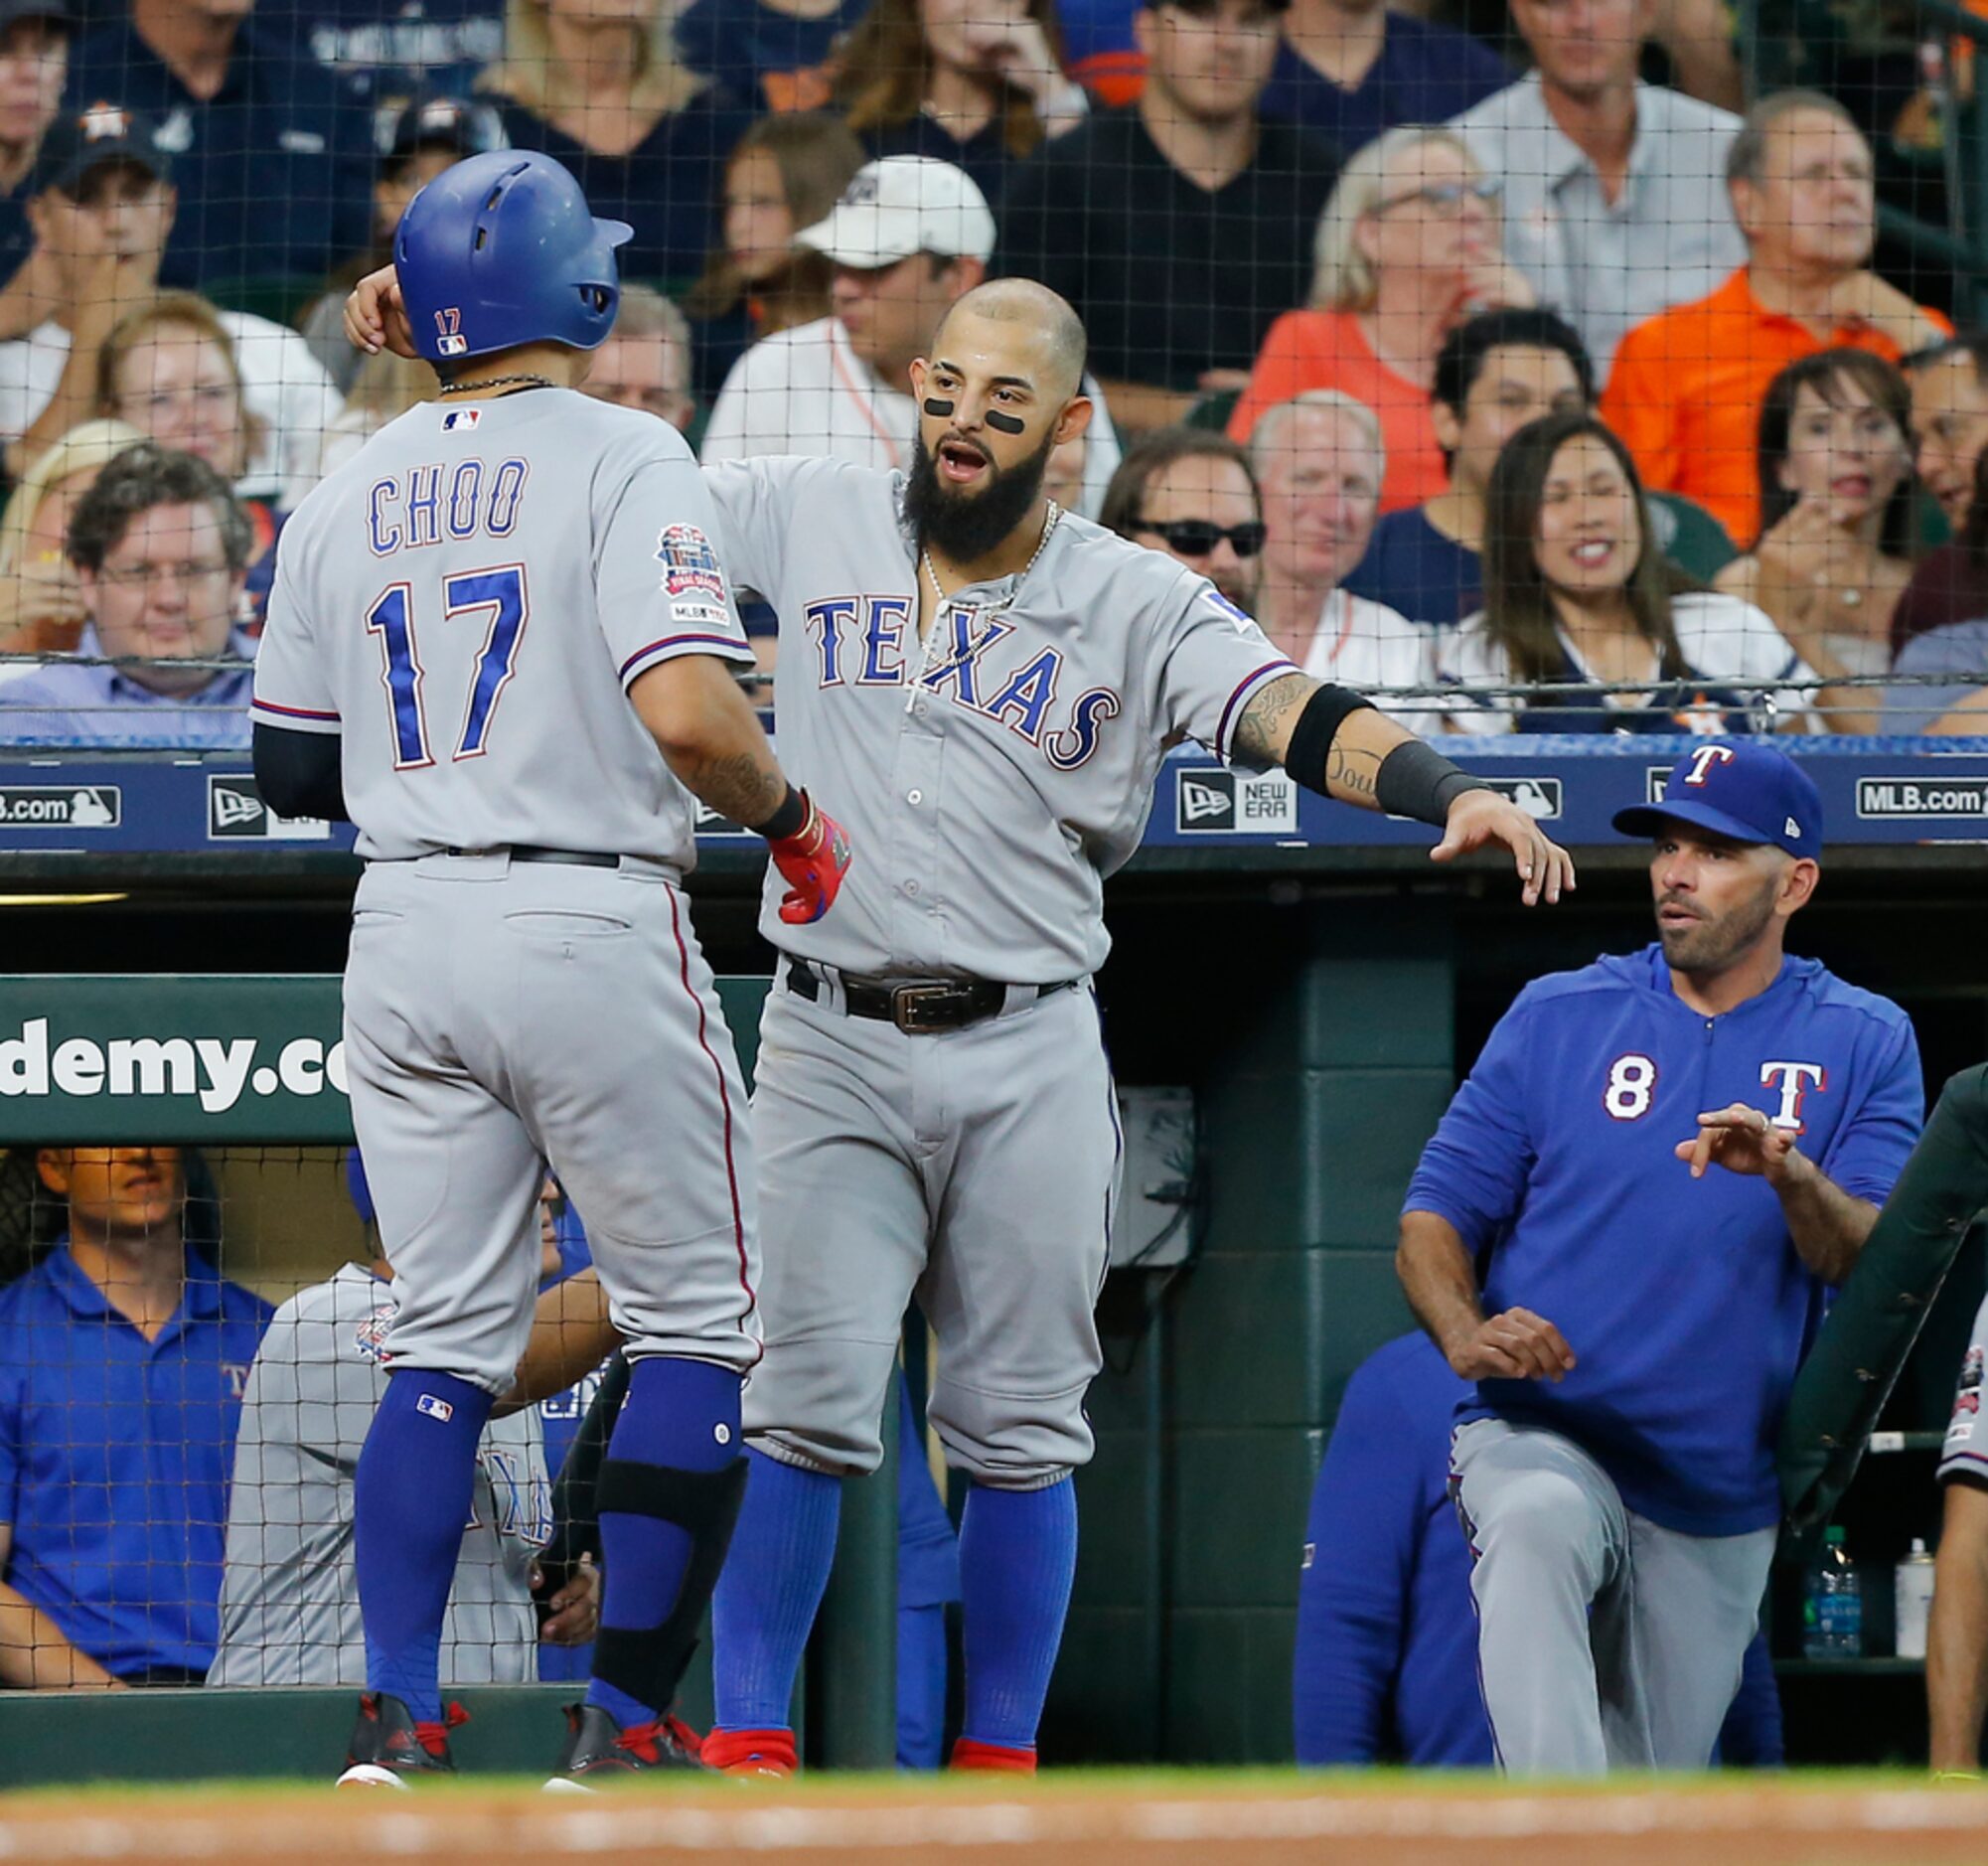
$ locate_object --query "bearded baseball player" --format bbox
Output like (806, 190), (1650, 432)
(1399, 742), (1922, 1774)
(256, 150), (851, 1788)
(346, 262), (1572, 1774)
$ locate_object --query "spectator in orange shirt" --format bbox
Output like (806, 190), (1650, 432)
(1228, 124), (1534, 514)
(1601, 89), (1947, 544)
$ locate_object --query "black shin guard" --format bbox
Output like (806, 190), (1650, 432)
(590, 1455), (749, 1711)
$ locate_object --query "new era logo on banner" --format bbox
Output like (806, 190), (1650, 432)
(208, 776), (331, 841)
(1174, 768), (1299, 835)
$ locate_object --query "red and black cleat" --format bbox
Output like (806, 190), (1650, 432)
(336, 1693), (469, 1788)
(542, 1702), (707, 1792)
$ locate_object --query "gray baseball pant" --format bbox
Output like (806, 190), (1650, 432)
(1450, 1416), (1775, 1775)
(341, 852), (762, 1393)
(743, 972), (1120, 1486)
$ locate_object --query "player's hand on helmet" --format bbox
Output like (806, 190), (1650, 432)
(1430, 788), (1576, 907)
(345, 264), (419, 360)
(1449, 1308), (1577, 1384)
(768, 792), (852, 925)
(1677, 1103), (1802, 1184)
(531, 1552), (600, 1645)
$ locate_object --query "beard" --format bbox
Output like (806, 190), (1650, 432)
(904, 425), (1057, 563)
(1656, 876), (1779, 975)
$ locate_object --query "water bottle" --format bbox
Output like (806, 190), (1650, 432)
(1895, 1538), (1936, 1660)
(1804, 1525), (1863, 1658)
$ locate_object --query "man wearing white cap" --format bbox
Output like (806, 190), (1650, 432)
(702, 155), (1120, 517)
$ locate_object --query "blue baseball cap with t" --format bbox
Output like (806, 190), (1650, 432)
(1612, 741), (1823, 859)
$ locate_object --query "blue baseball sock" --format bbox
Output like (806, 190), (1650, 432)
(711, 1447), (841, 1731)
(354, 1369), (494, 1724)
(584, 1355), (743, 1730)
(958, 1477), (1078, 1751)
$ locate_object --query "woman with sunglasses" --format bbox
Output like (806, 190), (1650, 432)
(1228, 125), (1534, 514)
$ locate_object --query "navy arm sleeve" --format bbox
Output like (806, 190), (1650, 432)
(1292, 1362), (1421, 1764)
(251, 722), (348, 825)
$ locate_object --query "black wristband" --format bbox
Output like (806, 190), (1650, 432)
(1284, 683), (1375, 791)
(1374, 739), (1490, 828)
(752, 783), (808, 842)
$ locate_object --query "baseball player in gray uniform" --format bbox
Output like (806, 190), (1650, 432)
(210, 1261), (566, 1688)
(698, 279), (1574, 1775)
(343, 263), (1571, 1775)
(256, 150), (851, 1788)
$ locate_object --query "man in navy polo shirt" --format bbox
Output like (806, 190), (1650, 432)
(1398, 742), (1922, 1774)
(65, 0), (372, 289)
(0, 1144), (270, 1685)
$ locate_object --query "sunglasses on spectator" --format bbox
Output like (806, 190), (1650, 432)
(1136, 518), (1268, 557)
(1373, 178), (1503, 216)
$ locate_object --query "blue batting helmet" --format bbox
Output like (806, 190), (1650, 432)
(393, 149), (633, 363)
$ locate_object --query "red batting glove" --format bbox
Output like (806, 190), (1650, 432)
(768, 793), (852, 925)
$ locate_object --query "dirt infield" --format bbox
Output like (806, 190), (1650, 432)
(3, 1779), (1988, 1865)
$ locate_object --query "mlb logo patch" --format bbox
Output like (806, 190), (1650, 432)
(437, 334), (468, 357)
(415, 1393), (455, 1423)
(441, 407), (481, 432)
(433, 307), (467, 358)
(657, 523), (727, 607)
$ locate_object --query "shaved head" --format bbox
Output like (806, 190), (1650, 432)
(933, 278), (1088, 402)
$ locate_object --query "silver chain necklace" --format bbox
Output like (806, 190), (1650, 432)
(909, 504), (1061, 710)
(437, 373), (556, 396)
(919, 502), (1062, 617)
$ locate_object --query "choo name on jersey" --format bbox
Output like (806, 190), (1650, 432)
(368, 457), (531, 554)
(804, 595), (1120, 770)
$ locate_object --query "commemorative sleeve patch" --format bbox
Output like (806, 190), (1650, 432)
(657, 522), (731, 621)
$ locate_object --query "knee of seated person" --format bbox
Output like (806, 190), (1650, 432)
(1480, 1468), (1600, 1555)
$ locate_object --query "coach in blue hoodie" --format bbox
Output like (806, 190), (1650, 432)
(1396, 741), (1922, 1776)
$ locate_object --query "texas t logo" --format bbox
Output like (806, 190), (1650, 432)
(1760, 1060), (1826, 1133)
(1684, 744), (1737, 786)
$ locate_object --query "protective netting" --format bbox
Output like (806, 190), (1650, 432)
(0, 1144), (612, 1689)
(0, 0), (1969, 740)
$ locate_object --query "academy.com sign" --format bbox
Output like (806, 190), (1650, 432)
(0, 977), (355, 1145)
(0, 1017), (348, 1114)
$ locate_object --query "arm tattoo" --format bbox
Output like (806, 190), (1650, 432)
(677, 748), (787, 830)
(1230, 673), (1314, 767)
(1325, 739), (1382, 800)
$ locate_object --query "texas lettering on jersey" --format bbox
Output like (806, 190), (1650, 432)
(803, 595), (1121, 770)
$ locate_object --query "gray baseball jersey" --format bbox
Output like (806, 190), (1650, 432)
(253, 389), (755, 863)
(703, 455), (1299, 984)
(211, 1265), (548, 1687)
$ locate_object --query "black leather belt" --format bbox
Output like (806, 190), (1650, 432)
(784, 958), (1078, 1034)
(445, 845), (620, 867)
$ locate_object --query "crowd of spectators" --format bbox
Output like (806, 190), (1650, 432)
(0, 0), (1971, 746)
